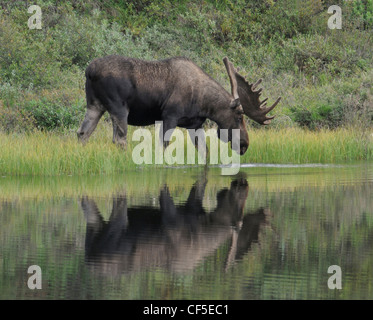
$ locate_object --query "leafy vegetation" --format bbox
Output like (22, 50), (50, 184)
(0, 0), (372, 133)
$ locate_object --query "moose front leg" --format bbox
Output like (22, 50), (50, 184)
(187, 128), (209, 164)
(111, 115), (118, 144)
(160, 118), (178, 149)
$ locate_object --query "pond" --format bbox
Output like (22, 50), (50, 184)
(1, 163), (373, 300)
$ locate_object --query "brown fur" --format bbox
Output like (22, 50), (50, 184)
(77, 56), (250, 154)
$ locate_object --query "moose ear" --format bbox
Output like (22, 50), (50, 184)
(230, 98), (241, 109)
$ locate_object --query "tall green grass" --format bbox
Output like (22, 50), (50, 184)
(242, 127), (373, 164)
(0, 126), (134, 176)
(0, 123), (372, 176)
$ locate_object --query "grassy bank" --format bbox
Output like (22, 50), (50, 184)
(242, 127), (373, 164)
(0, 124), (372, 176)
(1, 1), (372, 175)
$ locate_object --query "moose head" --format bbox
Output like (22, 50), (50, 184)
(221, 57), (281, 155)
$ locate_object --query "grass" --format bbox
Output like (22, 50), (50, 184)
(242, 127), (373, 164)
(0, 126), (133, 176)
(0, 122), (372, 176)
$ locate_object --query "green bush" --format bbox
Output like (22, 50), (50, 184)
(290, 103), (344, 130)
(23, 98), (85, 131)
(0, 0), (372, 134)
(0, 105), (35, 134)
(352, 0), (373, 29)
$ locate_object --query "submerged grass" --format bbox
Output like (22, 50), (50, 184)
(0, 124), (372, 176)
(0, 164), (370, 201)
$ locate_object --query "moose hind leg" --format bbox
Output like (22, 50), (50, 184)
(111, 106), (129, 149)
(77, 107), (104, 143)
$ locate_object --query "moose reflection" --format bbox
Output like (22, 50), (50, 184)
(81, 178), (270, 274)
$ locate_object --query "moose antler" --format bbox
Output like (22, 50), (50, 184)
(223, 57), (239, 100)
(223, 57), (281, 125)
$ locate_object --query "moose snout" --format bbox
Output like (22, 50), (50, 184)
(77, 129), (85, 140)
(240, 141), (248, 155)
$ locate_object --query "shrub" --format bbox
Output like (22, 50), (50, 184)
(290, 103), (344, 130)
(0, 0), (372, 134)
(351, 0), (373, 30)
(0, 103), (35, 133)
(23, 98), (85, 131)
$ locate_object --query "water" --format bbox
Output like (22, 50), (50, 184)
(1, 163), (373, 300)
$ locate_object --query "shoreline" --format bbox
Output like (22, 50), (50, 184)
(0, 126), (372, 176)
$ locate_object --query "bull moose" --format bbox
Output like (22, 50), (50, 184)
(77, 55), (281, 155)
(81, 178), (270, 274)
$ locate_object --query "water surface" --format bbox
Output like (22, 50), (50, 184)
(1, 163), (373, 299)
